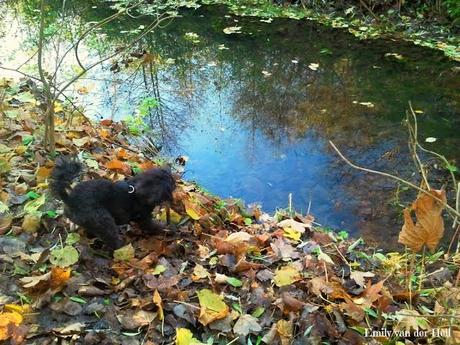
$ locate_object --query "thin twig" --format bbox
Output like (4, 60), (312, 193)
(329, 141), (460, 219)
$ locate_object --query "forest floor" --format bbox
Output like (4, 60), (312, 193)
(0, 79), (460, 345)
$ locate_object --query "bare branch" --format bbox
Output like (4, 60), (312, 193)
(329, 140), (460, 219)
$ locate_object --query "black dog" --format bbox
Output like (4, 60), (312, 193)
(50, 157), (175, 250)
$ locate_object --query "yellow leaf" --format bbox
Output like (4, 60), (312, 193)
(0, 311), (23, 341)
(22, 212), (41, 233)
(282, 227), (301, 242)
(158, 208), (181, 224)
(153, 290), (164, 321)
(197, 289), (229, 326)
(113, 244), (134, 261)
(176, 328), (205, 345)
(4, 304), (30, 315)
(273, 265), (302, 287)
(54, 102), (63, 113)
(276, 319), (293, 345)
(184, 200), (201, 220)
(398, 190), (446, 252)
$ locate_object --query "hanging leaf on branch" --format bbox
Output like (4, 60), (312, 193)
(398, 189), (446, 252)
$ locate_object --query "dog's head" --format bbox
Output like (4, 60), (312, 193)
(131, 168), (176, 206)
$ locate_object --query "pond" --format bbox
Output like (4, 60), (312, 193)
(1, 3), (459, 248)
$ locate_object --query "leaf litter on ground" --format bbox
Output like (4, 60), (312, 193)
(0, 78), (459, 344)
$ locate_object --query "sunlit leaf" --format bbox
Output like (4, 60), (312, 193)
(398, 190), (446, 252)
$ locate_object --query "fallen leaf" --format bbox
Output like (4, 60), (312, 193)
(233, 314), (261, 336)
(350, 270), (375, 287)
(225, 231), (252, 243)
(21, 212), (41, 233)
(197, 289), (229, 326)
(273, 265), (302, 287)
(215, 273), (242, 287)
(176, 328), (205, 345)
(0, 311), (23, 341)
(398, 189), (446, 252)
(276, 319), (293, 345)
(394, 309), (429, 332)
(277, 219), (307, 233)
(50, 267), (71, 290)
(153, 290), (164, 321)
(50, 246), (79, 267)
(192, 264), (210, 281)
(113, 244), (135, 261)
(270, 238), (299, 261)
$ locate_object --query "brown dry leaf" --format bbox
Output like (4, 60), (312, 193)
(309, 277), (332, 297)
(398, 189), (446, 252)
(339, 300), (365, 321)
(363, 280), (385, 304)
(394, 309), (429, 332)
(20, 271), (51, 290)
(36, 166), (52, 183)
(280, 292), (305, 312)
(270, 238), (299, 261)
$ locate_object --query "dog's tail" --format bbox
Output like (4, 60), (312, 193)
(49, 157), (83, 202)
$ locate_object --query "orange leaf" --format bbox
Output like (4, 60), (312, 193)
(50, 267), (71, 290)
(100, 119), (113, 126)
(139, 161), (157, 170)
(398, 190), (446, 252)
(36, 166), (52, 183)
(105, 159), (124, 170)
(117, 148), (129, 160)
(99, 129), (110, 138)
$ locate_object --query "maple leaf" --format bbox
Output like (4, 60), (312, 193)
(398, 189), (446, 252)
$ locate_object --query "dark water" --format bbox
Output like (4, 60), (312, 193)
(3, 4), (460, 247)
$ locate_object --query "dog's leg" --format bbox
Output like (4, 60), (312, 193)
(135, 216), (165, 234)
(82, 210), (123, 250)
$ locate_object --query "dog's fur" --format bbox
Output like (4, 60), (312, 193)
(50, 157), (175, 250)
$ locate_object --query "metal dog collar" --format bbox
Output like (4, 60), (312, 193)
(128, 184), (135, 194)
